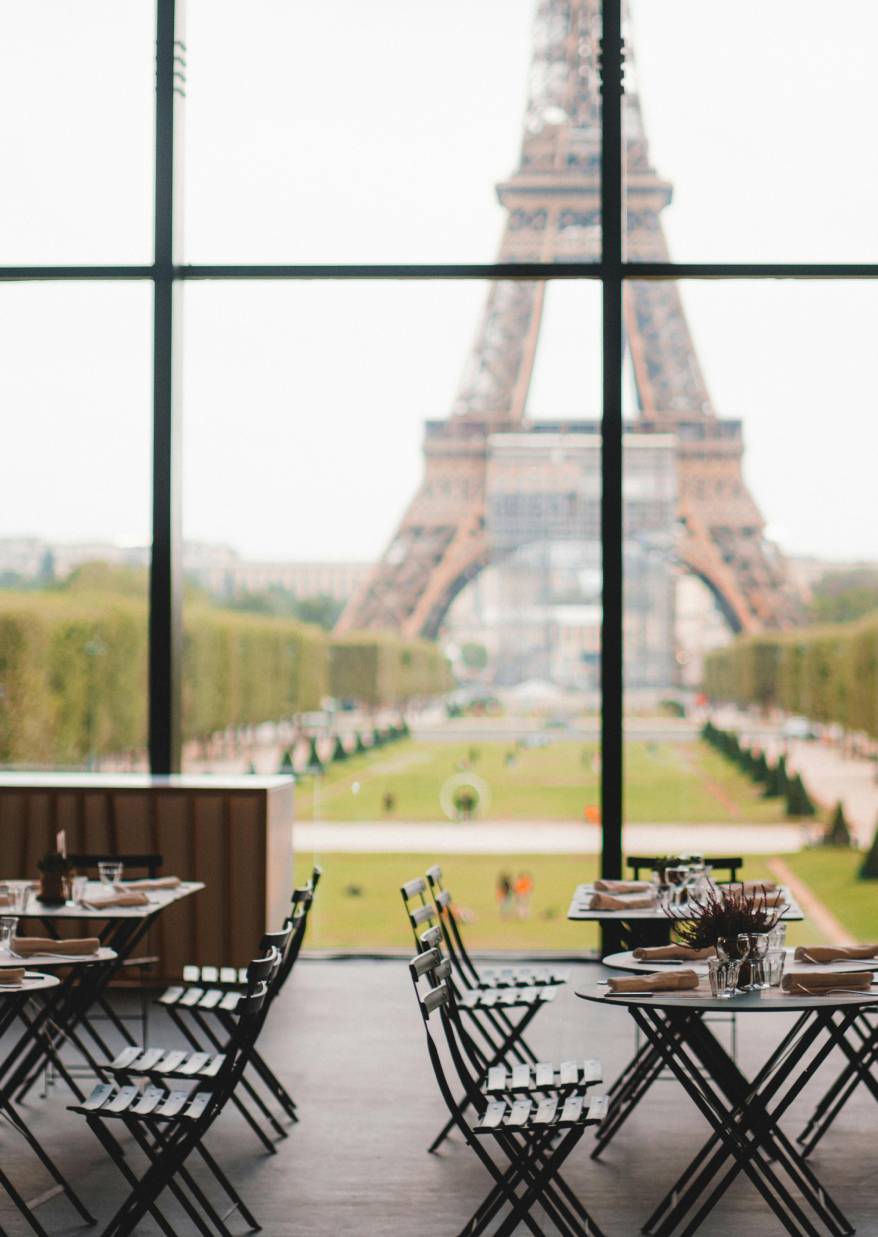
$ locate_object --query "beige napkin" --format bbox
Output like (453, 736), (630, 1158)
(633, 944), (716, 961)
(11, 937), (100, 957)
(82, 891), (150, 910)
(607, 969), (699, 993)
(115, 877), (181, 891)
(726, 880), (778, 895)
(590, 893), (656, 911)
(782, 970), (873, 993)
(594, 879), (651, 894)
(0, 969), (25, 986)
(794, 944), (878, 963)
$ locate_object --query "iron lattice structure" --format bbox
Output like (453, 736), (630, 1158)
(336, 0), (799, 641)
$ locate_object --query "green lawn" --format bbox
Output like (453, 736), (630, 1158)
(783, 849), (878, 944)
(295, 738), (794, 824)
(296, 852), (834, 952)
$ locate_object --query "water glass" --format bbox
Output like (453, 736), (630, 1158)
(8, 883), (29, 914)
(716, 934), (751, 962)
(708, 957), (740, 999)
(665, 866), (691, 907)
(766, 949), (786, 986)
(98, 862), (123, 887)
(0, 918), (19, 954)
(748, 958), (771, 989)
(71, 876), (89, 905)
(768, 922), (787, 950)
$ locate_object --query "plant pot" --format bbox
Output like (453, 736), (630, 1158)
(37, 873), (68, 906)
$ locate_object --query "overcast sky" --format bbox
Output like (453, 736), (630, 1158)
(0, 0), (876, 563)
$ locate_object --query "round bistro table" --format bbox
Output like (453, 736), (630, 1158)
(578, 981), (878, 1237)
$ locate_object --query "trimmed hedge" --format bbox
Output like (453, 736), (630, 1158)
(0, 590), (452, 764)
(704, 615), (878, 737)
(329, 633), (454, 707)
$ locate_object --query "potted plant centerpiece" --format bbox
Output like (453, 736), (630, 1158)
(36, 852), (75, 906)
(673, 888), (779, 988)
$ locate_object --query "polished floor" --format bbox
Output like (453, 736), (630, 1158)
(2, 959), (878, 1236)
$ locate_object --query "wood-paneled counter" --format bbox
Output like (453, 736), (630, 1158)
(0, 774), (294, 981)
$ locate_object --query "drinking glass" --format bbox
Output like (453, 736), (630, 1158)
(708, 957), (740, 999)
(71, 876), (89, 905)
(768, 922), (787, 950)
(8, 883), (30, 914)
(98, 862), (123, 887)
(665, 866), (691, 908)
(716, 935), (751, 962)
(0, 918), (19, 954)
(766, 949), (786, 986)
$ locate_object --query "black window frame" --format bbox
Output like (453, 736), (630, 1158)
(4, 0), (877, 876)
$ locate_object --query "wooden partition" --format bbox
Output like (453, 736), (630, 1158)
(0, 774), (294, 981)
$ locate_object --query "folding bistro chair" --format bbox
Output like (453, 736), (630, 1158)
(155, 866), (321, 1150)
(425, 865), (569, 992)
(70, 951), (278, 1237)
(401, 877), (555, 1071)
(410, 947), (609, 1237)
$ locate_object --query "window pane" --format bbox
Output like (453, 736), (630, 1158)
(182, 278), (601, 951)
(185, 0), (602, 264)
(0, 284), (152, 769)
(627, 0), (878, 262)
(622, 281), (878, 926)
(0, 2), (154, 264)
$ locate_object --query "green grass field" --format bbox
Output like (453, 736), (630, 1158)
(296, 851), (852, 952)
(295, 738), (794, 824)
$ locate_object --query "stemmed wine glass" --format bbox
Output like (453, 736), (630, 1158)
(665, 865), (691, 909)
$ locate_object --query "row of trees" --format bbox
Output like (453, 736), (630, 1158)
(701, 722), (818, 819)
(0, 586), (452, 765)
(703, 614), (878, 738)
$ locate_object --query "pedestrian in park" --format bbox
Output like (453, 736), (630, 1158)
(514, 871), (534, 919)
(496, 873), (513, 918)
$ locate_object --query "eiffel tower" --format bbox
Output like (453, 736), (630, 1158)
(336, 0), (798, 641)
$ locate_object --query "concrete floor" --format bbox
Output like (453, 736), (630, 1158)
(2, 960), (878, 1236)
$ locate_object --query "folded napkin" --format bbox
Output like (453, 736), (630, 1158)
(81, 891), (150, 910)
(794, 944), (878, 963)
(633, 944), (716, 961)
(726, 880), (778, 895)
(782, 970), (873, 994)
(752, 891), (785, 907)
(11, 937), (100, 957)
(607, 969), (699, 993)
(594, 879), (651, 894)
(0, 969), (25, 986)
(589, 893), (656, 911)
(115, 877), (181, 891)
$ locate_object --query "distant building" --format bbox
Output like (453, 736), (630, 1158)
(0, 538), (370, 603)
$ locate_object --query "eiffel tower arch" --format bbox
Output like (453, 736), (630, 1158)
(336, 0), (799, 642)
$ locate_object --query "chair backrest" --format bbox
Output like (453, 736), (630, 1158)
(626, 855), (743, 881)
(400, 876), (438, 948)
(425, 865), (481, 989)
(408, 957), (486, 1130)
(69, 853), (163, 879)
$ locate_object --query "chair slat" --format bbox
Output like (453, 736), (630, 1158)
(198, 990), (223, 1009)
(486, 1066), (507, 1093)
(106, 1086), (140, 1113)
(111, 1046), (143, 1070)
(131, 1088), (165, 1115)
(201, 966), (219, 983)
(132, 1048), (165, 1072)
(180, 988), (205, 1007)
(182, 966), (199, 982)
(219, 992), (241, 1011)
(479, 1101), (506, 1129)
(533, 1096), (558, 1124)
(511, 1064), (531, 1090)
(177, 1052), (211, 1076)
(185, 1092), (211, 1121)
(588, 1094), (610, 1120)
(83, 1084), (114, 1111)
(535, 1062), (555, 1088)
(538, 987), (558, 1003)
(158, 986), (185, 1006)
(219, 967), (238, 984)
(401, 877), (427, 899)
(156, 1091), (190, 1118)
(560, 1060), (578, 1086)
(153, 1051), (188, 1075)
(560, 1095), (584, 1123)
(508, 1098), (531, 1126)
(582, 1059), (602, 1082)
(199, 1054), (226, 1077)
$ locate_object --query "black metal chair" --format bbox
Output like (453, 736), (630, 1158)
(410, 947), (609, 1237)
(70, 953), (277, 1237)
(626, 856), (743, 882)
(155, 865), (321, 1150)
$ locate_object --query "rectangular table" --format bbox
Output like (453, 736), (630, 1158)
(568, 883), (804, 956)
